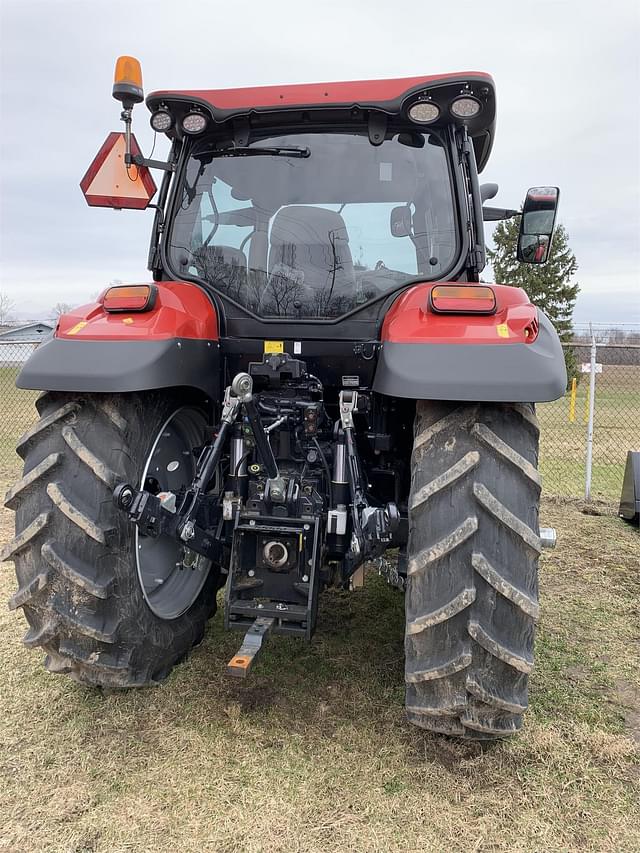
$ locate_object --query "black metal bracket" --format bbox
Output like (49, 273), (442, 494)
(113, 483), (220, 563)
(225, 515), (321, 640)
(368, 110), (388, 146)
(125, 152), (176, 172)
(233, 117), (251, 147)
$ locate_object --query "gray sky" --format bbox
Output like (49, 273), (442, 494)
(1, 0), (638, 324)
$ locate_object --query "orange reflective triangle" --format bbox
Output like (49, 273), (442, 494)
(80, 132), (156, 209)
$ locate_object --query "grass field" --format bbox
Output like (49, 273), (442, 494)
(0, 362), (638, 850)
(0, 493), (639, 852)
(538, 364), (640, 500)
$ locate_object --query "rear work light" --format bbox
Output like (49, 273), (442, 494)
(450, 96), (482, 118)
(150, 109), (173, 132)
(182, 112), (208, 134)
(103, 285), (156, 313)
(408, 101), (440, 124)
(430, 285), (496, 314)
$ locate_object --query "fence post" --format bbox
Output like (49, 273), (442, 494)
(584, 326), (597, 500)
(569, 377), (577, 423)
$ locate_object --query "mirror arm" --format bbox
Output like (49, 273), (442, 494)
(482, 206), (521, 221)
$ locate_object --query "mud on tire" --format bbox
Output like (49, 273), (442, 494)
(2, 392), (220, 687)
(405, 401), (541, 738)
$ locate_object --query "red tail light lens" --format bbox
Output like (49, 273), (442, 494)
(430, 285), (496, 314)
(524, 316), (539, 342)
(103, 285), (156, 312)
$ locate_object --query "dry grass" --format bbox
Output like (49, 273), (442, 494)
(1, 489), (639, 852)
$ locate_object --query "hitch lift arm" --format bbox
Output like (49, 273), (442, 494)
(338, 391), (399, 559)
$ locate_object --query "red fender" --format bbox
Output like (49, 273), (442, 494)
(56, 281), (219, 341)
(380, 283), (539, 345)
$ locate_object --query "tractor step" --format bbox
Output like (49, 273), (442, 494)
(226, 617), (275, 678)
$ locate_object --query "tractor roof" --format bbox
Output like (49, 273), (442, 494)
(147, 72), (496, 170)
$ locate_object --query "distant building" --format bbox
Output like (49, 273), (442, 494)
(0, 322), (54, 364)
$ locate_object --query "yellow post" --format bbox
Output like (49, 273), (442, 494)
(569, 377), (577, 422)
(584, 382), (590, 423)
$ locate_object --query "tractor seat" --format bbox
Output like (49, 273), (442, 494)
(264, 206), (355, 313)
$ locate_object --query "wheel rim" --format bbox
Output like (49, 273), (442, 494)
(136, 406), (212, 620)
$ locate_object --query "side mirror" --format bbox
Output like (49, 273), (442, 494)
(390, 205), (412, 238)
(517, 186), (559, 264)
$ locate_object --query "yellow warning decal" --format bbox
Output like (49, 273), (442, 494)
(496, 323), (510, 338)
(122, 317), (134, 325)
(264, 340), (284, 354)
(67, 321), (87, 336)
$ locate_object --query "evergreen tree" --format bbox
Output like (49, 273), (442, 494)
(487, 220), (579, 381)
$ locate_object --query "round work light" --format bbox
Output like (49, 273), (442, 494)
(150, 110), (173, 132)
(182, 112), (208, 134)
(408, 101), (440, 124)
(450, 96), (481, 119)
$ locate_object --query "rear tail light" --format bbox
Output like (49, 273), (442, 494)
(524, 316), (539, 342)
(103, 284), (156, 312)
(429, 285), (496, 314)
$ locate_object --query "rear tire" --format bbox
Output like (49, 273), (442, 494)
(2, 392), (220, 687)
(405, 401), (541, 738)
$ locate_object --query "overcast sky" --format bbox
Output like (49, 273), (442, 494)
(1, 0), (638, 325)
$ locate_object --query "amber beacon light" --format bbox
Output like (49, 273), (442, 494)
(113, 56), (144, 105)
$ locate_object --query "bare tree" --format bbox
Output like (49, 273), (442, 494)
(51, 302), (73, 318)
(0, 293), (16, 326)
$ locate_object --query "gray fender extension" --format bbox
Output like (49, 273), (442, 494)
(16, 337), (220, 400)
(373, 310), (567, 402)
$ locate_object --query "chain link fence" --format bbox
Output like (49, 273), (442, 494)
(0, 342), (41, 480)
(0, 335), (638, 502)
(538, 335), (640, 501)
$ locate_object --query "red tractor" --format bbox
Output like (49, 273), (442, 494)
(4, 58), (564, 738)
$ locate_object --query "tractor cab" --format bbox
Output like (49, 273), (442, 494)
(146, 73), (496, 330)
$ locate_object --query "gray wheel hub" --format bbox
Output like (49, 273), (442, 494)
(136, 407), (212, 620)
